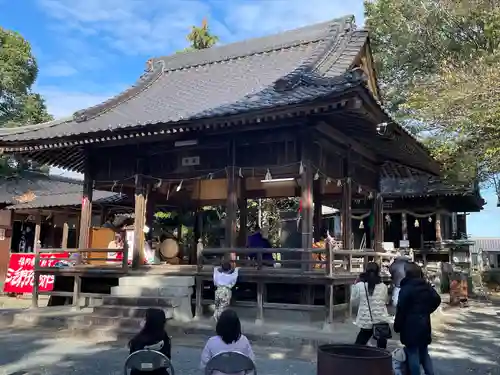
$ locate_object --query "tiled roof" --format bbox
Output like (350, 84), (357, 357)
(469, 238), (500, 253)
(380, 177), (480, 197)
(0, 17), (367, 142)
(0, 172), (123, 210)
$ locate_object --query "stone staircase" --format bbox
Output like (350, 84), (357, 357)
(81, 275), (195, 331)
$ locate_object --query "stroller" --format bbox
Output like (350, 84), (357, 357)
(124, 349), (174, 375)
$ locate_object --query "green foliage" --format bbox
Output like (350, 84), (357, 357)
(177, 18), (218, 53)
(365, 0), (500, 183)
(0, 27), (52, 127)
(0, 26), (52, 176)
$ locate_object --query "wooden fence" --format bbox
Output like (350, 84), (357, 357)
(31, 245), (128, 308)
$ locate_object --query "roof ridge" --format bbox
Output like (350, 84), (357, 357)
(273, 17), (359, 91)
(69, 16), (356, 125)
(155, 16), (354, 72)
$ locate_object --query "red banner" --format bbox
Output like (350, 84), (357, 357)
(3, 252), (69, 294)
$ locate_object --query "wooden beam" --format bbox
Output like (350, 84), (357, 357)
(132, 171), (146, 268)
(300, 139), (314, 269)
(373, 193), (384, 252)
(225, 166), (238, 250)
(78, 154), (93, 249)
(62, 222), (69, 249)
(342, 151), (353, 249)
(238, 177), (248, 247)
(313, 178), (322, 241)
(316, 122), (378, 162)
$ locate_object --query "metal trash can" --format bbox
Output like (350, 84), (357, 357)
(317, 344), (392, 375)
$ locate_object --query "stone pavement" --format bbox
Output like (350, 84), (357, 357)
(0, 301), (498, 375)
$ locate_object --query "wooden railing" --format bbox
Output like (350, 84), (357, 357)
(197, 247), (396, 275)
(195, 247), (397, 325)
(31, 245), (128, 309)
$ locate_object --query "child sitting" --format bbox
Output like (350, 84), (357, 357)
(200, 309), (255, 375)
(213, 260), (239, 321)
(129, 308), (171, 375)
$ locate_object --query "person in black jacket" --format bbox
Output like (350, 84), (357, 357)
(394, 262), (441, 375)
(129, 308), (171, 375)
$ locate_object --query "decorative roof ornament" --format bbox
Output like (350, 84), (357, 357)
(13, 190), (36, 204)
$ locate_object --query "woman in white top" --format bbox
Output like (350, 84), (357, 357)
(351, 262), (390, 349)
(200, 309), (255, 375)
(213, 261), (239, 321)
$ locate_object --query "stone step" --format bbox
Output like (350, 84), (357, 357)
(110, 286), (193, 298)
(93, 305), (174, 319)
(118, 276), (194, 288)
(102, 296), (180, 308)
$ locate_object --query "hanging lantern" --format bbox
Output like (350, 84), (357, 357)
(337, 179), (342, 187)
(414, 219), (420, 228)
(385, 214), (391, 223)
(299, 161), (304, 175)
(428, 216), (433, 223)
(325, 177), (331, 184)
(314, 170), (320, 180)
(368, 191), (373, 199)
(359, 220), (364, 229)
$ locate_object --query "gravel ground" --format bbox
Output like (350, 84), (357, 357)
(0, 301), (498, 375)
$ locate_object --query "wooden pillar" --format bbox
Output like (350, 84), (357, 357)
(31, 212), (42, 309)
(237, 177), (248, 247)
(401, 212), (408, 241)
(61, 222), (69, 248)
(301, 159), (313, 257)
(373, 194), (384, 252)
(225, 166), (238, 252)
(341, 152), (352, 250)
(132, 170), (146, 269)
(313, 179), (322, 241)
(33, 212), (42, 251)
(451, 212), (458, 238)
(145, 188), (155, 246)
(78, 155), (94, 249)
(435, 213), (442, 244)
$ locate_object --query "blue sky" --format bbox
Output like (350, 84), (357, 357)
(0, 0), (497, 237)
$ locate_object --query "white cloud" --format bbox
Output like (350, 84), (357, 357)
(37, 0), (365, 56)
(43, 60), (78, 77)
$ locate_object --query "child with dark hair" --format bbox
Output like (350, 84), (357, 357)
(213, 260), (239, 321)
(200, 309), (255, 375)
(129, 308), (171, 375)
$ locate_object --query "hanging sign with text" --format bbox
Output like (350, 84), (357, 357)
(3, 252), (69, 294)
